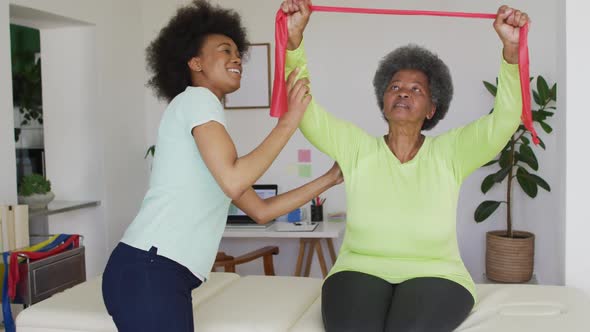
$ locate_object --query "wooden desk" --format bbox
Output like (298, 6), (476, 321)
(223, 221), (346, 277)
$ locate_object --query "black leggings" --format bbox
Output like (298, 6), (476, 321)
(322, 271), (474, 332)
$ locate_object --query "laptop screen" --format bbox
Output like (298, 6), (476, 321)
(227, 184), (278, 224)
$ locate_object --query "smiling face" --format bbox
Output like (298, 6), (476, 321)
(188, 34), (242, 100)
(382, 69), (436, 128)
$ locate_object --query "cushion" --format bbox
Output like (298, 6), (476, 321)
(196, 276), (322, 332)
(456, 284), (590, 332)
(289, 283), (590, 332)
(15, 272), (240, 332)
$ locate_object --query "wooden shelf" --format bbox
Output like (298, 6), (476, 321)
(29, 200), (100, 218)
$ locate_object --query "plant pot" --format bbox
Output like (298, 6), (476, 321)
(18, 192), (55, 210)
(486, 230), (535, 283)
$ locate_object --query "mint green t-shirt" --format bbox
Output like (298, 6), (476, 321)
(121, 86), (231, 279)
(288, 44), (522, 301)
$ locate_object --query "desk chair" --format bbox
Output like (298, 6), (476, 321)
(213, 246), (279, 276)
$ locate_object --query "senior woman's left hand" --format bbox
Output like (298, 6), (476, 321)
(493, 5), (530, 64)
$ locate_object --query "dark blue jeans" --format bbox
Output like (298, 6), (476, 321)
(102, 242), (202, 332)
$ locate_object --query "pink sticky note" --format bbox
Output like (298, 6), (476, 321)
(298, 149), (311, 163)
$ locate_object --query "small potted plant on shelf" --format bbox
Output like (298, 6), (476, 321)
(474, 75), (556, 283)
(18, 173), (55, 210)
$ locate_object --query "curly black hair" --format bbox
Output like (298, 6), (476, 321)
(146, 0), (249, 102)
(372, 44), (453, 131)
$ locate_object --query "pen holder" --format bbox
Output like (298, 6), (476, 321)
(310, 205), (323, 222)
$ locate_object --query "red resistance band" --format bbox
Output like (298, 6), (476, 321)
(8, 235), (80, 300)
(271, 5), (538, 144)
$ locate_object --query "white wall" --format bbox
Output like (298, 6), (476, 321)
(564, 2), (590, 295)
(2, 0), (148, 277)
(0, 0), (18, 203)
(39, 26), (107, 278)
(142, 0), (563, 281)
(555, 0), (567, 288)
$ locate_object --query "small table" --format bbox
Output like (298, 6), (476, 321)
(223, 221), (346, 277)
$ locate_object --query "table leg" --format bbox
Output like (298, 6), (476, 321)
(295, 238), (306, 276)
(303, 239), (316, 277)
(315, 240), (328, 277)
(326, 238), (337, 264)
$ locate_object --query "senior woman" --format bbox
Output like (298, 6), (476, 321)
(281, 1), (529, 331)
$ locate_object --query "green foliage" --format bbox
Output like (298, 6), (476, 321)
(18, 173), (51, 196)
(11, 24), (43, 142)
(13, 55), (43, 128)
(145, 145), (156, 159)
(474, 75), (556, 237)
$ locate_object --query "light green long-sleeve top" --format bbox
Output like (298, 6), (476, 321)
(287, 44), (522, 300)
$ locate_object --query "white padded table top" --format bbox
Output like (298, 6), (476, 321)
(15, 272), (240, 332)
(196, 276), (322, 332)
(15, 273), (590, 332)
(289, 283), (590, 332)
(456, 284), (590, 332)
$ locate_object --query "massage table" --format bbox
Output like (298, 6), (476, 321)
(15, 272), (590, 331)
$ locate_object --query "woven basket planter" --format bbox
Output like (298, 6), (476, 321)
(486, 230), (535, 283)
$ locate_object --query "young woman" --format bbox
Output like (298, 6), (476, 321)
(101, 1), (342, 331)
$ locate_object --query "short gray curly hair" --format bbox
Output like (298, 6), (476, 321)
(372, 44), (453, 131)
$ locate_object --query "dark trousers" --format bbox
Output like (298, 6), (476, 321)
(322, 271), (474, 332)
(102, 242), (202, 332)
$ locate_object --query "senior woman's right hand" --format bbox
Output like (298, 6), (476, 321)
(281, 0), (312, 50)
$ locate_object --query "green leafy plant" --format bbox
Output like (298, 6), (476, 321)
(18, 173), (51, 196)
(145, 145), (156, 159)
(11, 25), (43, 141)
(474, 75), (556, 238)
(12, 52), (43, 141)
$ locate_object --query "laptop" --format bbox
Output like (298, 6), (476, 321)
(226, 184), (277, 229)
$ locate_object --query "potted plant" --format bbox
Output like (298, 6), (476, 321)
(474, 75), (556, 283)
(18, 173), (55, 210)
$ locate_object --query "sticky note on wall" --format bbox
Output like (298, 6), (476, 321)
(298, 164), (311, 178)
(287, 164), (298, 176)
(298, 149), (311, 163)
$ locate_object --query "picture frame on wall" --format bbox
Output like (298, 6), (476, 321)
(223, 43), (271, 109)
